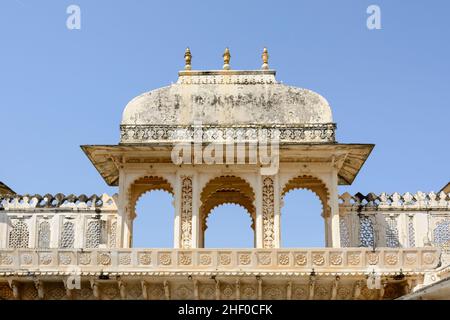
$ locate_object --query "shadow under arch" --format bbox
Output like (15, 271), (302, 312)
(200, 175), (255, 247)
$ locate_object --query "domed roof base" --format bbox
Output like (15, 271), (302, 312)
(120, 70), (335, 144)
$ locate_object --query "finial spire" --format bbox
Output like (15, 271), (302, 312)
(184, 47), (192, 70)
(223, 47), (231, 70)
(261, 47), (269, 70)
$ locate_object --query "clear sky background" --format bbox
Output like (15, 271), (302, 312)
(1, 1), (449, 247)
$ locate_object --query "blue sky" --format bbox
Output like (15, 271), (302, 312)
(1, 1), (449, 247)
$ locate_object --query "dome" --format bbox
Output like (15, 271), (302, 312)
(122, 70), (333, 126)
(120, 70), (335, 144)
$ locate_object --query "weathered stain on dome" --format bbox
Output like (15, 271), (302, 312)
(122, 71), (333, 127)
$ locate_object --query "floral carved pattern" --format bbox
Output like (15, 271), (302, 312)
(179, 254), (192, 265)
(315, 286), (328, 299)
(258, 254), (271, 265)
(160, 254), (172, 265)
(21, 254), (32, 265)
(278, 254), (290, 265)
(330, 253), (343, 265)
(262, 177), (275, 248)
(139, 253), (152, 265)
(59, 253), (72, 265)
(366, 252), (379, 265)
(180, 177), (193, 249)
(295, 254), (307, 266)
(293, 286), (307, 299)
(243, 287), (256, 298)
(0, 254), (13, 265)
(220, 254), (231, 265)
(119, 254), (131, 265)
(423, 253), (436, 265)
(338, 287), (351, 299)
(348, 253), (361, 265)
(79, 253), (91, 265)
(200, 254), (212, 265)
(385, 253), (398, 265)
(405, 253), (417, 265)
(223, 286), (234, 298)
(312, 253), (325, 266)
(201, 286), (215, 299)
(239, 254), (251, 265)
(39, 254), (52, 265)
(98, 253), (111, 265)
(265, 286), (282, 299)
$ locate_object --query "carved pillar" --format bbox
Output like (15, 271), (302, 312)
(308, 275), (316, 300)
(331, 276), (340, 300)
(9, 280), (21, 300)
(255, 174), (263, 248)
(193, 279), (199, 300)
(35, 280), (45, 300)
(329, 169), (341, 248)
(91, 280), (100, 299)
(191, 174), (200, 248)
(63, 279), (73, 300)
(257, 277), (263, 300)
(141, 281), (149, 300)
(176, 175), (193, 249)
(261, 177), (276, 249)
(163, 280), (170, 300)
(235, 280), (241, 300)
(215, 280), (221, 300)
(118, 281), (127, 300)
(353, 281), (361, 300)
(118, 169), (131, 248)
(286, 281), (292, 300)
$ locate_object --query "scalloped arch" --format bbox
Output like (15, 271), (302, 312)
(127, 175), (174, 219)
(281, 175), (330, 217)
(199, 175), (256, 246)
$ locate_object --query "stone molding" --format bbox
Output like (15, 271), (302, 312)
(0, 248), (439, 272)
(119, 124), (336, 144)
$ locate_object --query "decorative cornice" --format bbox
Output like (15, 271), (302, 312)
(120, 123), (336, 144)
(0, 248), (440, 273)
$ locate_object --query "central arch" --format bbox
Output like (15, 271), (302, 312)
(199, 175), (256, 247)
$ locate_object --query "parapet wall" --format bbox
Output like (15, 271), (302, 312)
(0, 192), (449, 253)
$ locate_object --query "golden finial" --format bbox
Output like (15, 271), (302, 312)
(223, 47), (231, 70)
(261, 47), (269, 70)
(184, 47), (192, 70)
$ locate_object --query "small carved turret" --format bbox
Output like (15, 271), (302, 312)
(261, 47), (269, 70)
(223, 47), (231, 70)
(184, 47), (192, 70)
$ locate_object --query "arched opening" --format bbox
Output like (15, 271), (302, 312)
(204, 204), (254, 248)
(128, 176), (174, 248)
(200, 175), (256, 247)
(133, 190), (174, 247)
(281, 176), (330, 247)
